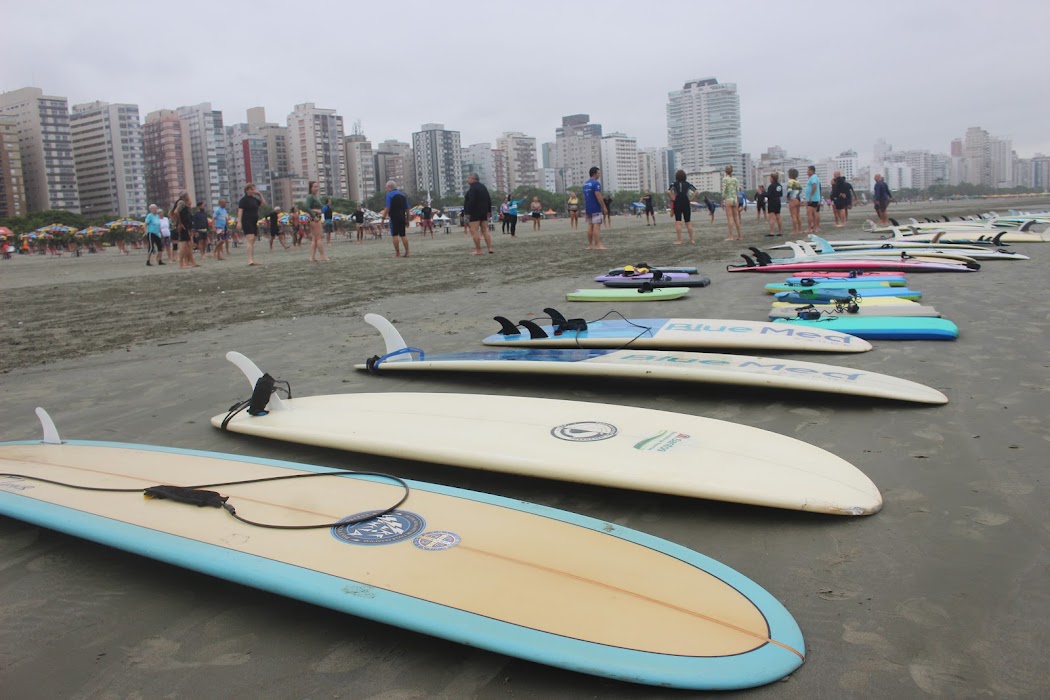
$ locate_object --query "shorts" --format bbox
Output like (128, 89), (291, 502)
(177, 229), (191, 242)
(586, 212), (603, 225)
(468, 213), (488, 223)
(834, 200), (849, 210)
(673, 207), (691, 223)
(569, 204), (578, 212)
(645, 206), (654, 214)
(874, 200), (889, 214)
(807, 202), (821, 209)
(161, 236), (172, 248)
(531, 211), (541, 218)
(148, 233), (163, 254)
(421, 219), (434, 229)
(323, 221), (334, 233)
(242, 221), (259, 235)
(757, 202), (766, 212)
(194, 230), (208, 242)
(389, 219), (406, 237)
(767, 200), (782, 215)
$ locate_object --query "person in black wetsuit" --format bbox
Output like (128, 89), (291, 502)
(765, 172), (784, 236)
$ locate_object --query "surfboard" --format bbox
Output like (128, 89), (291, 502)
(594, 272), (690, 282)
(768, 305), (942, 319)
(771, 296), (918, 308)
(0, 411), (805, 691)
(785, 272), (907, 285)
(727, 257), (978, 273)
(801, 235), (1029, 261)
(483, 312), (871, 352)
(603, 275), (712, 288)
(356, 314), (946, 404)
(773, 317), (959, 340)
(210, 353), (881, 515)
(774, 288), (923, 303)
(765, 280), (896, 293)
(566, 288), (689, 301)
(607, 265), (699, 274)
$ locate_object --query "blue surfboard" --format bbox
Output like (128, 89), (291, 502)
(773, 316), (958, 340)
(775, 288), (923, 303)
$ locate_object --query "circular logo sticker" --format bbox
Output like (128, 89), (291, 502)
(413, 531), (461, 551)
(331, 510), (425, 546)
(551, 421), (619, 442)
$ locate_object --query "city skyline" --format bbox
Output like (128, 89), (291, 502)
(4, 1), (1049, 166)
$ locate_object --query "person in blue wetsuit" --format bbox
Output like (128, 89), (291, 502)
(505, 195), (525, 236)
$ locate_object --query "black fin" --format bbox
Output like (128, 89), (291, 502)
(543, 307), (568, 326)
(518, 319), (549, 339)
(493, 316), (521, 336)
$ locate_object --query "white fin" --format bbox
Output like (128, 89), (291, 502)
(35, 407), (61, 444)
(363, 314), (412, 362)
(225, 351), (288, 411)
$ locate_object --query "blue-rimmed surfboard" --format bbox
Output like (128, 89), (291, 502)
(357, 314), (945, 404)
(773, 316), (959, 341)
(482, 312), (871, 353)
(768, 305), (942, 319)
(211, 352), (881, 515)
(774, 288), (923, 303)
(764, 280), (900, 293)
(0, 410), (804, 691)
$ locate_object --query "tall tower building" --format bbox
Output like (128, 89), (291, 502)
(142, 109), (195, 212)
(599, 133), (639, 193)
(834, 150), (859, 181)
(344, 133), (376, 205)
(70, 101), (147, 218)
(963, 127), (991, 187)
(0, 87), (80, 213)
(176, 103), (227, 208)
(374, 140), (415, 196)
(462, 143), (499, 192)
(555, 114), (602, 193)
(496, 132), (538, 191)
(638, 148), (659, 194)
(666, 78), (741, 175)
(412, 124), (462, 198)
(0, 116), (28, 218)
(225, 121), (271, 207)
(989, 136), (1013, 189)
(286, 103), (347, 198)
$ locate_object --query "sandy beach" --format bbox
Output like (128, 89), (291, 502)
(2, 197), (1049, 698)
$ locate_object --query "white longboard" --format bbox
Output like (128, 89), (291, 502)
(356, 314), (947, 404)
(212, 353), (882, 515)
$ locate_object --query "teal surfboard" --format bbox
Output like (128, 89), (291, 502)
(773, 316), (958, 340)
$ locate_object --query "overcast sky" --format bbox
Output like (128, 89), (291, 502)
(4, 0), (1049, 166)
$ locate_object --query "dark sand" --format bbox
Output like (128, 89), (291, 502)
(1, 199), (1049, 698)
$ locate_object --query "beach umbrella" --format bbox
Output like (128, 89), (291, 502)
(35, 223), (77, 235)
(278, 214), (291, 224)
(79, 226), (109, 238)
(0, 225), (13, 238)
(104, 218), (145, 229)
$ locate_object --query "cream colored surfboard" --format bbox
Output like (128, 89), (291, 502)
(771, 296), (918, 308)
(210, 353), (882, 515)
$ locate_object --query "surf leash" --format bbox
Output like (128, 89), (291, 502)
(220, 372), (292, 430)
(0, 467), (411, 531)
(366, 346), (425, 373)
(541, 307), (655, 351)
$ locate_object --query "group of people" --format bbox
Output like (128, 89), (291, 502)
(143, 194), (232, 268)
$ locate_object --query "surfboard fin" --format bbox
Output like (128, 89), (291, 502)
(226, 352), (288, 412)
(493, 316), (522, 336)
(544, 308), (568, 326)
(363, 314), (413, 361)
(517, 319), (549, 339)
(35, 407), (61, 444)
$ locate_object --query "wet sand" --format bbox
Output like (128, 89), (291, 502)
(1, 198), (1049, 698)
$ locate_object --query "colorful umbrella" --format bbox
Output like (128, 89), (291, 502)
(78, 227), (110, 238)
(0, 225), (13, 238)
(35, 223), (77, 235)
(105, 218), (145, 230)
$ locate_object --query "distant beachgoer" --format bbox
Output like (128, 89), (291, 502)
(499, 198), (510, 234)
(145, 204), (164, 266)
(831, 170), (850, 228)
(721, 165), (742, 241)
(505, 195), (524, 236)
(380, 180), (410, 257)
(641, 189), (656, 225)
(322, 197), (334, 244)
(173, 192), (197, 269)
(158, 209), (172, 262)
(567, 191), (580, 230)
(352, 205), (365, 243)
(873, 173), (893, 225)
(786, 168), (804, 235)
(766, 173), (784, 236)
(212, 198), (229, 259)
(602, 193), (614, 228)
(530, 197), (542, 231)
(237, 182), (264, 265)
(668, 169), (697, 244)
(464, 172), (494, 255)
(420, 203), (435, 237)
(268, 208), (289, 250)
(755, 185), (767, 220)
(804, 165), (822, 233)
(304, 181), (331, 262)
(704, 196), (716, 222)
(582, 166), (607, 250)
(192, 201), (210, 260)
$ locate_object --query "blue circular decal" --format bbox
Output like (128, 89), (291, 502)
(331, 510), (425, 546)
(413, 531), (461, 551)
(551, 421), (618, 442)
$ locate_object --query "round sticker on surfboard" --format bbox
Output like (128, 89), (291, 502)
(551, 421), (619, 441)
(331, 510), (425, 545)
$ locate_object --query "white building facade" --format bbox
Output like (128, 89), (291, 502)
(666, 78), (741, 176)
(70, 101), (147, 217)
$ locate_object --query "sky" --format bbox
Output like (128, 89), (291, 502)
(4, 0), (1049, 166)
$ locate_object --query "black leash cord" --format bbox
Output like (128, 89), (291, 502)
(0, 469), (411, 531)
(540, 309), (654, 351)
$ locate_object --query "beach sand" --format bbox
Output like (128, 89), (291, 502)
(1, 198), (1049, 697)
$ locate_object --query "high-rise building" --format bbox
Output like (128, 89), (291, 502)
(898, 150), (932, 190)
(539, 167), (557, 192)
(638, 148), (660, 194)
(666, 78), (741, 175)
(225, 122), (270, 208)
(0, 87), (80, 213)
(176, 103), (227, 209)
(412, 124), (462, 198)
(950, 138), (963, 158)
(344, 133), (376, 205)
(491, 148), (509, 194)
(963, 127), (991, 187)
(287, 103), (346, 198)
(873, 138), (891, 164)
(462, 143), (498, 192)
(70, 101), (147, 218)
(496, 132), (538, 191)
(0, 116), (28, 218)
(989, 136), (1013, 189)
(555, 114), (602, 193)
(599, 133), (639, 193)
(142, 109), (195, 212)
(374, 140), (415, 196)
(540, 142), (555, 169)
(834, 150), (859, 181)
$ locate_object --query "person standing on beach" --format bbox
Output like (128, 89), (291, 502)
(703, 195), (716, 223)
(804, 165), (822, 233)
(582, 166), (608, 250)
(765, 172), (784, 236)
(322, 197), (334, 245)
(667, 169), (697, 245)
(352, 205), (365, 243)
(786, 168), (803, 235)
(641, 189), (656, 226)
(873, 173), (893, 226)
(464, 172), (494, 255)
(721, 165), (742, 241)
(237, 182), (264, 266)
(420, 202), (435, 237)
(172, 192), (198, 269)
(144, 204), (164, 266)
(192, 201), (210, 261)
(602, 192), (614, 228)
(304, 181), (331, 263)
(755, 185), (766, 221)
(212, 198), (229, 260)
(268, 207), (290, 251)
(505, 194), (524, 236)
(567, 191), (580, 230)
(158, 208), (172, 262)
(380, 180), (410, 258)
(831, 170), (851, 228)
(530, 197), (543, 231)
